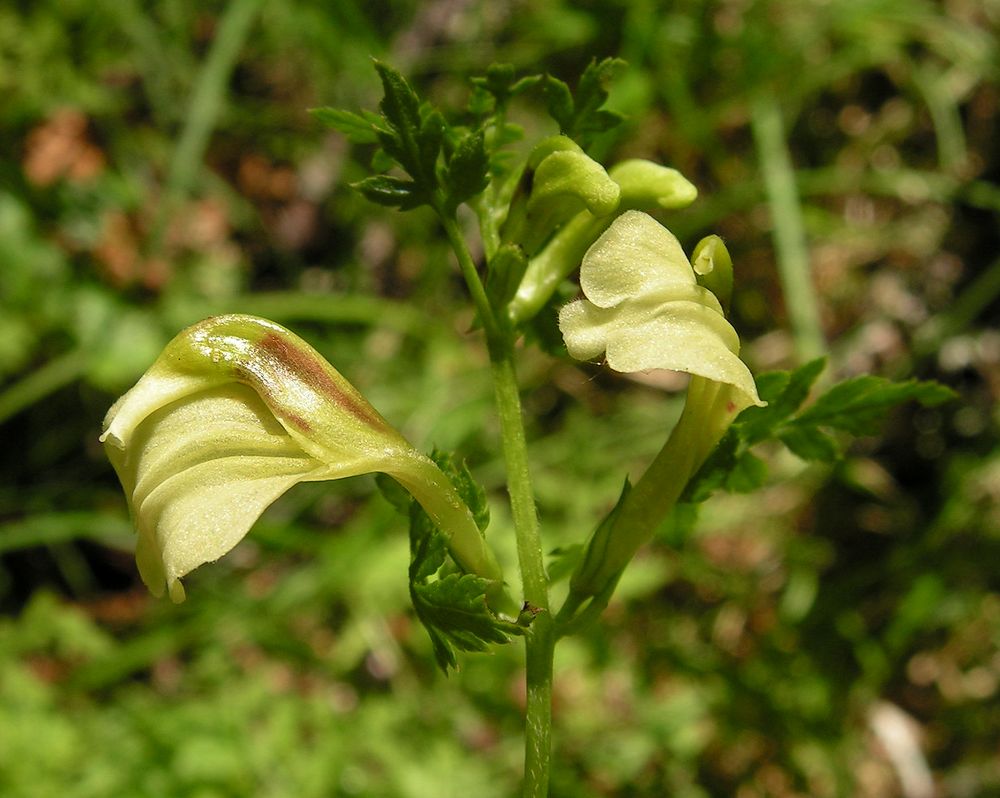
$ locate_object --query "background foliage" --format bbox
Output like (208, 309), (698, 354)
(1, 1), (998, 795)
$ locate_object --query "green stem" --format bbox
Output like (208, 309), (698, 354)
(439, 213), (502, 344)
(491, 351), (554, 798)
(750, 95), (826, 363)
(439, 210), (552, 798)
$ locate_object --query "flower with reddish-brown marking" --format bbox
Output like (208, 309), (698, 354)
(102, 315), (502, 601)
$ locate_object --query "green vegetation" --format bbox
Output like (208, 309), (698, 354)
(2, 1), (999, 796)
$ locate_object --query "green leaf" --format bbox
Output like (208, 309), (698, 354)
(309, 107), (383, 143)
(444, 130), (490, 210)
(374, 60), (421, 141)
(684, 427), (740, 503)
(370, 60), (442, 195)
(352, 175), (427, 210)
(794, 376), (956, 436)
(778, 426), (840, 462)
(399, 449), (511, 673)
(418, 109), (446, 181)
(680, 359), (955, 506)
(411, 573), (520, 672)
(541, 58), (627, 145)
(724, 451), (769, 493)
(737, 358), (827, 445)
(409, 500), (448, 583)
(542, 75), (575, 132)
(573, 58), (626, 130)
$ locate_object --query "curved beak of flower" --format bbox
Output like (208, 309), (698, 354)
(102, 315), (501, 601)
(558, 210), (763, 411)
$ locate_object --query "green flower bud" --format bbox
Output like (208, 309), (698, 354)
(691, 234), (733, 315)
(609, 159), (698, 211)
(102, 315), (502, 601)
(508, 160), (698, 326)
(502, 136), (619, 256)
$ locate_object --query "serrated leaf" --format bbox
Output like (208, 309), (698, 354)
(374, 60), (421, 139)
(543, 58), (627, 146)
(794, 376), (956, 436)
(352, 175), (427, 210)
(578, 108), (626, 138)
(737, 358), (827, 445)
(683, 427), (740, 503)
(574, 58), (626, 124)
(309, 107), (383, 143)
(411, 573), (519, 673)
(370, 61), (441, 196)
(724, 451), (769, 493)
(409, 501), (448, 583)
(542, 75), (575, 132)
(444, 130), (490, 210)
(418, 109), (446, 181)
(754, 370), (792, 403)
(778, 426), (840, 462)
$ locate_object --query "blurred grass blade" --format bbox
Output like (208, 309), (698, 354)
(751, 96), (827, 364)
(0, 348), (89, 425)
(0, 512), (134, 554)
(150, 0), (263, 252)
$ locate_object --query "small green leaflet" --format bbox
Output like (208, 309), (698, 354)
(543, 58), (626, 147)
(411, 573), (517, 672)
(317, 61), (492, 215)
(378, 450), (519, 673)
(309, 107), (384, 143)
(443, 130), (490, 212)
(684, 359), (957, 504)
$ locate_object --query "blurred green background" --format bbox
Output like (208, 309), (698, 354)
(1, 0), (998, 796)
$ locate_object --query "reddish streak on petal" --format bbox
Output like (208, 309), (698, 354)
(255, 332), (388, 431)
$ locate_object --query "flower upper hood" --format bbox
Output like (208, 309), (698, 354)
(559, 211), (763, 411)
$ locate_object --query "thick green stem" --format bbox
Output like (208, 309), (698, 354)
(491, 351), (553, 798)
(440, 210), (553, 798)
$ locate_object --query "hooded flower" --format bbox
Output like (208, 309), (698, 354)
(558, 210), (763, 411)
(102, 314), (501, 601)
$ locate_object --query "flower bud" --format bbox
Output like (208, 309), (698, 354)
(508, 160), (698, 326)
(609, 159), (698, 211)
(691, 234), (733, 315)
(102, 315), (502, 601)
(502, 136), (619, 255)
